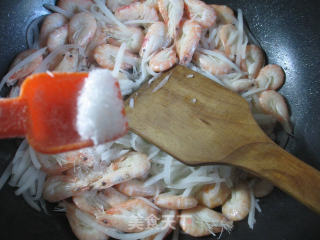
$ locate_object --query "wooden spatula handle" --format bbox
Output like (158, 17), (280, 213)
(222, 142), (320, 213)
(0, 98), (27, 138)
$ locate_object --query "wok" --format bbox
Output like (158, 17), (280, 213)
(0, 0), (319, 239)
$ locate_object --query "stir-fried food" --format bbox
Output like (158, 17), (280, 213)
(0, 0), (292, 239)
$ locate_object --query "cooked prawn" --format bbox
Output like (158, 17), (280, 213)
(184, 0), (217, 28)
(197, 182), (231, 209)
(47, 25), (69, 52)
(89, 152), (151, 190)
(96, 198), (160, 233)
(180, 206), (233, 237)
(39, 13), (67, 47)
(211, 4), (236, 24)
(43, 174), (87, 202)
(149, 47), (177, 72)
(258, 90), (291, 132)
(37, 147), (96, 175)
(176, 20), (201, 65)
(64, 201), (108, 240)
(144, 209), (178, 240)
(85, 26), (109, 63)
(8, 85), (20, 98)
(154, 193), (198, 210)
(57, 0), (93, 14)
(223, 77), (254, 92)
(240, 44), (265, 78)
(54, 49), (79, 72)
(68, 12), (97, 47)
(240, 44), (264, 78)
(218, 23), (239, 60)
(222, 182), (251, 221)
(115, 2), (159, 25)
(115, 179), (162, 197)
(192, 50), (233, 75)
(94, 44), (139, 70)
(106, 0), (137, 12)
(253, 179), (274, 198)
(139, 22), (168, 59)
(158, 0), (184, 39)
(8, 49), (43, 85)
(255, 64), (285, 90)
(100, 187), (129, 207)
(101, 25), (144, 53)
(73, 190), (111, 216)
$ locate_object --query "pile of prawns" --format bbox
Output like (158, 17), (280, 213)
(4, 0), (291, 239)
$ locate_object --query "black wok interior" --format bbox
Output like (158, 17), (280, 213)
(0, 0), (319, 239)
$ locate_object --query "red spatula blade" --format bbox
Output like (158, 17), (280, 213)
(23, 72), (90, 153)
(0, 72), (128, 154)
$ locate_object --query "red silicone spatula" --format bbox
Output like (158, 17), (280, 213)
(0, 72), (128, 154)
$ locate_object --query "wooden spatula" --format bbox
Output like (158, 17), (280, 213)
(0, 72), (127, 154)
(125, 65), (320, 213)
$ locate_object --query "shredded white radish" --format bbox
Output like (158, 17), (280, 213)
(198, 48), (242, 72)
(236, 9), (244, 65)
(130, 133), (139, 151)
(22, 192), (41, 212)
(0, 162), (12, 190)
(248, 187), (257, 229)
(8, 86), (20, 98)
(13, 139), (28, 157)
(15, 168), (38, 196)
(35, 171), (46, 200)
(0, 47), (47, 91)
(148, 75), (159, 85)
(182, 186), (193, 197)
(144, 172), (165, 187)
(112, 43), (126, 78)
(168, 174), (224, 189)
(152, 73), (172, 93)
(17, 165), (34, 188)
(147, 146), (160, 160)
(43, 4), (73, 18)
(11, 149), (31, 182)
(208, 27), (218, 49)
(255, 199), (262, 213)
(93, 0), (128, 31)
(29, 147), (41, 169)
(163, 156), (172, 185)
(192, 98), (197, 103)
(26, 15), (45, 49)
(241, 80), (270, 98)
(40, 198), (49, 214)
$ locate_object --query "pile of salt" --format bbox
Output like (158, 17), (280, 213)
(76, 69), (127, 145)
